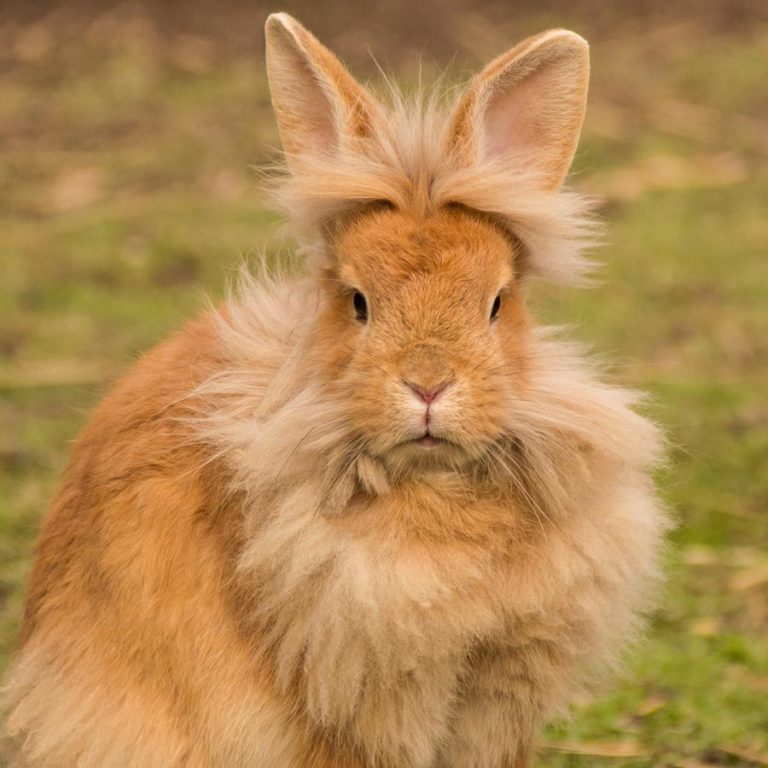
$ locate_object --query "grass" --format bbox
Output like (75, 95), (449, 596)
(1, 4), (767, 766)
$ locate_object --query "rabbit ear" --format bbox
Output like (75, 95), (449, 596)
(265, 13), (381, 169)
(449, 29), (590, 192)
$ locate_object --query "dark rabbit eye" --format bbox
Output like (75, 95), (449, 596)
(490, 294), (501, 321)
(353, 291), (368, 322)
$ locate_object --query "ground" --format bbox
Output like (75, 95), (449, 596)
(0, 2), (767, 766)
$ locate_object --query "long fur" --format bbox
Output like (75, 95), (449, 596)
(2, 16), (669, 768)
(271, 86), (599, 285)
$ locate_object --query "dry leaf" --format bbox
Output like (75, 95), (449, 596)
(48, 168), (105, 213)
(673, 761), (717, 768)
(0, 361), (112, 390)
(743, 674), (768, 694)
(689, 617), (721, 637)
(636, 695), (668, 717)
(730, 563), (768, 592)
(729, 547), (763, 567)
(539, 740), (647, 758)
(682, 546), (718, 567)
(713, 746), (768, 766)
(585, 152), (748, 201)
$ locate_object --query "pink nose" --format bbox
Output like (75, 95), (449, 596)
(404, 380), (450, 405)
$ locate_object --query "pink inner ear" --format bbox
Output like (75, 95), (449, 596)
(482, 70), (554, 169)
(283, 54), (339, 155)
(476, 47), (587, 192)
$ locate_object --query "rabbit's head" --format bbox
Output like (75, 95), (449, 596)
(265, 14), (591, 474)
(313, 204), (528, 470)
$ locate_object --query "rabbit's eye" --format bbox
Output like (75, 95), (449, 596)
(490, 294), (501, 321)
(353, 291), (368, 322)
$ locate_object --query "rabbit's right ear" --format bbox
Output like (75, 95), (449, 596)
(265, 14), (382, 170)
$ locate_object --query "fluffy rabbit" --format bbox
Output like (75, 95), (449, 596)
(2, 13), (669, 768)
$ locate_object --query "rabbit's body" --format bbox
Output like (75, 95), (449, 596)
(3, 14), (669, 768)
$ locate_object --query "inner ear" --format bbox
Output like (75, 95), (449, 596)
(268, 30), (338, 155)
(448, 29), (590, 192)
(265, 13), (383, 169)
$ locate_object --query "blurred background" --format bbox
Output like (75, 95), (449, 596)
(1, 0), (767, 765)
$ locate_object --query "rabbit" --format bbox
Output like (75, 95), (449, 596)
(1, 12), (669, 768)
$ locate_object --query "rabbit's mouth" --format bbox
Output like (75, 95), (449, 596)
(383, 431), (473, 472)
(412, 433), (445, 449)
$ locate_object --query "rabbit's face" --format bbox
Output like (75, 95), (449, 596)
(318, 204), (530, 468)
(265, 12), (591, 472)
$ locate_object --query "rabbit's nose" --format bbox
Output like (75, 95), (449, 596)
(404, 379), (450, 405)
(399, 342), (454, 402)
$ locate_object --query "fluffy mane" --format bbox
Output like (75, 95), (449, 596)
(188, 270), (668, 763)
(196, 271), (664, 521)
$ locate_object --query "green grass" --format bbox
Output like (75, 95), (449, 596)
(1, 6), (766, 767)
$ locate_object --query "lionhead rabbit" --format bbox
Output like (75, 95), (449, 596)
(2, 13), (668, 768)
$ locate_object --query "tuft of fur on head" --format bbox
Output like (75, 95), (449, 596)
(263, 13), (599, 287)
(270, 85), (599, 286)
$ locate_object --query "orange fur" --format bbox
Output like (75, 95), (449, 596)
(2, 14), (669, 768)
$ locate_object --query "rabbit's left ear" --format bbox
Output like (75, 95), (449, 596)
(265, 13), (382, 171)
(449, 29), (590, 192)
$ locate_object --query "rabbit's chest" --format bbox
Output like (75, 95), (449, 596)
(295, 524), (509, 764)
(321, 495), (523, 650)
(255, 479), (630, 766)
(301, 509), (579, 766)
